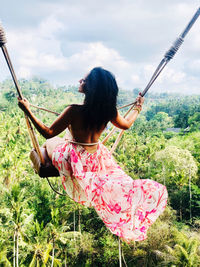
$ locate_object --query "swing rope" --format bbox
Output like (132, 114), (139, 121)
(46, 177), (67, 196)
(0, 43), (45, 165)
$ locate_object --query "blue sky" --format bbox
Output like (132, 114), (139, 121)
(0, 0), (200, 94)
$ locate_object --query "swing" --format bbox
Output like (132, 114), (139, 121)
(0, 7), (200, 195)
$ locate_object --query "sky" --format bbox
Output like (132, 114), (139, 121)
(0, 0), (200, 94)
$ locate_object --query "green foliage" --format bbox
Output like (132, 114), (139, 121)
(188, 112), (200, 131)
(170, 184), (200, 220)
(0, 78), (200, 266)
(154, 146), (197, 185)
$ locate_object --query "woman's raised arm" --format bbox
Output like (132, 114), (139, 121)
(18, 98), (73, 139)
(111, 95), (144, 130)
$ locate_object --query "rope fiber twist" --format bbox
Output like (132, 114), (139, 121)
(164, 37), (184, 60)
(0, 24), (7, 47)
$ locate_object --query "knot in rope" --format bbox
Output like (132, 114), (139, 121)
(0, 24), (7, 47)
(164, 37), (184, 60)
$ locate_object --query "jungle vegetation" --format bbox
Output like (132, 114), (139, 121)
(0, 78), (200, 266)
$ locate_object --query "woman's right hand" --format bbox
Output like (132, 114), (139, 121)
(18, 97), (30, 114)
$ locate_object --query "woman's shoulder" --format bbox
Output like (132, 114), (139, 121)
(69, 104), (83, 112)
(67, 104), (84, 119)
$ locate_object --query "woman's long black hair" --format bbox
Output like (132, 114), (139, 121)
(82, 67), (118, 130)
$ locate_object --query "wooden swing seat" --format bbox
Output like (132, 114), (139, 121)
(30, 147), (59, 177)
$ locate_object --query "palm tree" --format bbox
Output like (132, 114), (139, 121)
(2, 183), (33, 267)
(155, 146), (198, 221)
(46, 207), (69, 267)
(0, 249), (12, 267)
(162, 230), (200, 266)
(29, 243), (58, 267)
(27, 220), (62, 267)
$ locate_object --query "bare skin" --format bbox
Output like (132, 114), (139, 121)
(18, 78), (144, 159)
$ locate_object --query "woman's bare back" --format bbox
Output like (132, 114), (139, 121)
(69, 105), (105, 141)
(67, 105), (105, 152)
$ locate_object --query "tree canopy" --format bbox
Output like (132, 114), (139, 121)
(0, 78), (199, 266)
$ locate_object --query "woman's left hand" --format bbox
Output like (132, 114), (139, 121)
(136, 94), (145, 106)
(18, 98), (30, 114)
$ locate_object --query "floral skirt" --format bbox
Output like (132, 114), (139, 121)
(52, 141), (168, 242)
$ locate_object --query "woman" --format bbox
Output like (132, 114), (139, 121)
(18, 67), (167, 242)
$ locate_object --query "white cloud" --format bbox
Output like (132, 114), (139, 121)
(39, 15), (64, 37)
(131, 74), (140, 84)
(187, 59), (200, 73)
(5, 16), (67, 78)
(65, 42), (132, 72)
(0, 0), (200, 94)
(18, 67), (31, 78)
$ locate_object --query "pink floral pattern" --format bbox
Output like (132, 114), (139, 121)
(52, 142), (168, 242)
